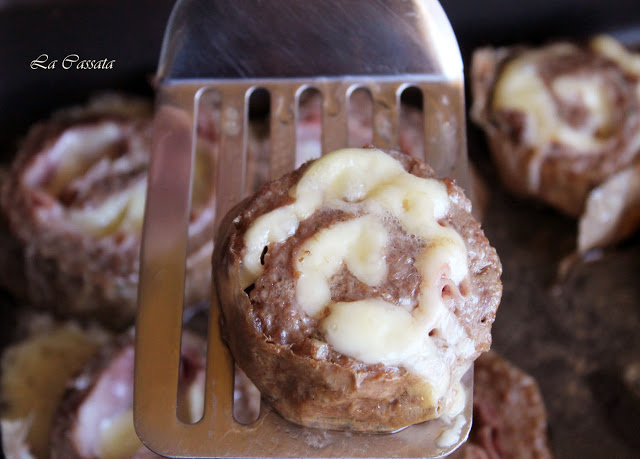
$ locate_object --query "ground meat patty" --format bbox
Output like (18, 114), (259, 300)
(452, 351), (552, 459)
(214, 147), (502, 432)
(49, 329), (206, 459)
(471, 35), (640, 218)
(0, 94), (216, 328)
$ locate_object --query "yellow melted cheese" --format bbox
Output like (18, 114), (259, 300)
(45, 123), (123, 196)
(69, 179), (146, 237)
(295, 215), (389, 316)
(98, 409), (140, 459)
(591, 35), (640, 77)
(97, 373), (204, 459)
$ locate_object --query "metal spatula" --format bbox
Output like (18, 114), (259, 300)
(135, 0), (471, 457)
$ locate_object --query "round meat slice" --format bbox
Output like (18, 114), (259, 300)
(451, 351), (552, 459)
(49, 329), (206, 459)
(0, 94), (216, 328)
(0, 314), (111, 459)
(471, 35), (640, 217)
(213, 147), (502, 432)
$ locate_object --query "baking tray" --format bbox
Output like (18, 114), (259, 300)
(1, 0), (640, 457)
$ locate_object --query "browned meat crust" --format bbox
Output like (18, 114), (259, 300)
(471, 37), (640, 218)
(0, 95), (215, 328)
(213, 149), (502, 432)
(452, 351), (552, 459)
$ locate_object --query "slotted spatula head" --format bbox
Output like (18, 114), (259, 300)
(135, 0), (471, 457)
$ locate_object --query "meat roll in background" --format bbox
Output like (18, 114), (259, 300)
(0, 316), (206, 459)
(451, 351), (552, 459)
(0, 94), (217, 328)
(471, 35), (640, 252)
(49, 330), (205, 459)
(0, 314), (112, 459)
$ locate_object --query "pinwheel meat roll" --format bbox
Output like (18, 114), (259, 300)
(213, 147), (502, 432)
(0, 95), (216, 328)
(471, 35), (640, 217)
(0, 315), (111, 459)
(48, 329), (205, 459)
(451, 351), (552, 459)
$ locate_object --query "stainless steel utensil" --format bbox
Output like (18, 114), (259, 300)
(135, 0), (471, 457)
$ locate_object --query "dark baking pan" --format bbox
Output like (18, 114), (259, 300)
(0, 0), (175, 159)
(1, 0), (640, 458)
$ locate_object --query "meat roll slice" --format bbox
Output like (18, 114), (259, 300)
(0, 95), (216, 328)
(214, 147), (502, 432)
(452, 351), (552, 459)
(0, 314), (111, 459)
(49, 330), (206, 459)
(471, 35), (640, 218)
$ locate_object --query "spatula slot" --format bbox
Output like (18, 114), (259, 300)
(399, 85), (426, 162)
(347, 87), (374, 148)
